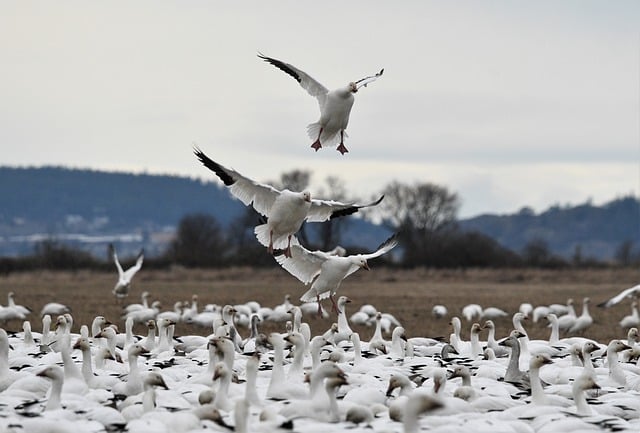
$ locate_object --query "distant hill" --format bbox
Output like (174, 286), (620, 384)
(459, 197), (640, 261)
(1, 166), (637, 261)
(0, 166), (389, 257)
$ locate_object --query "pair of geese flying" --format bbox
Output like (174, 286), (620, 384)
(195, 53), (394, 314)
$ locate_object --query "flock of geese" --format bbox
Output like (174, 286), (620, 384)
(2, 53), (640, 432)
(1, 283), (640, 432)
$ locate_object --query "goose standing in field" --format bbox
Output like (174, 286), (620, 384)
(6, 291), (31, 317)
(109, 243), (144, 300)
(194, 148), (384, 257)
(275, 234), (398, 314)
(258, 53), (383, 155)
(619, 300), (640, 329)
(568, 297), (593, 335)
(557, 298), (577, 333)
(334, 296), (354, 344)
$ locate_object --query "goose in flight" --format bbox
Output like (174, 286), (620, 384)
(598, 283), (640, 308)
(109, 244), (144, 300)
(258, 53), (383, 155)
(275, 234), (398, 314)
(194, 147), (384, 257)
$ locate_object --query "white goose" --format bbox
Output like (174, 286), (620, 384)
(258, 53), (383, 155)
(195, 147), (383, 257)
(109, 243), (144, 300)
(619, 300), (640, 329)
(275, 234), (397, 314)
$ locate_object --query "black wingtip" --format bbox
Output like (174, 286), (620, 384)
(378, 232), (399, 250)
(596, 301), (609, 308)
(193, 148), (235, 186)
(257, 52), (301, 83)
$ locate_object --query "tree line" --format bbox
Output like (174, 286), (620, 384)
(1, 173), (638, 273)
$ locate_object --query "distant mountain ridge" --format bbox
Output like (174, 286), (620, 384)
(459, 197), (640, 261)
(1, 166), (638, 260)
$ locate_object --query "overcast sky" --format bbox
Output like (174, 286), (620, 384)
(1, 1), (638, 217)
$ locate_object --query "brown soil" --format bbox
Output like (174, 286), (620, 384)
(1, 267), (638, 344)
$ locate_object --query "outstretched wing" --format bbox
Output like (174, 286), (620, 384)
(354, 68), (384, 90)
(360, 233), (399, 260)
(306, 195), (384, 222)
(597, 284), (640, 308)
(258, 53), (328, 108)
(275, 244), (331, 285)
(194, 147), (280, 217)
(122, 249), (144, 282)
(109, 243), (124, 278)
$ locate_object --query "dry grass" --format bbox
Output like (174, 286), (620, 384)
(1, 267), (639, 344)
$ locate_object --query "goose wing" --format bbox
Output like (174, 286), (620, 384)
(275, 244), (332, 285)
(258, 53), (328, 109)
(360, 233), (399, 260)
(109, 243), (124, 278)
(354, 68), (384, 90)
(598, 284), (640, 308)
(122, 249), (144, 281)
(194, 147), (280, 217)
(306, 195), (384, 222)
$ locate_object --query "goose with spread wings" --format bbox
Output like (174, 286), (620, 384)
(275, 234), (398, 315)
(598, 283), (640, 308)
(258, 53), (383, 155)
(109, 244), (144, 300)
(194, 148), (384, 257)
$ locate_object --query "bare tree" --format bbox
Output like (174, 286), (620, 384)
(168, 213), (230, 267)
(375, 181), (460, 232)
(368, 181), (460, 266)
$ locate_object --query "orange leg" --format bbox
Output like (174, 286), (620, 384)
(336, 131), (348, 155)
(311, 128), (323, 151)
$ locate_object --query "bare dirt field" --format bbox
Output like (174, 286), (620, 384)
(1, 267), (639, 344)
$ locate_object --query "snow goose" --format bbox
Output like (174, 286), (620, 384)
(468, 323), (483, 358)
(499, 330), (529, 388)
(7, 291), (31, 317)
(258, 53), (383, 154)
(40, 302), (71, 317)
(431, 304), (448, 319)
(275, 234), (397, 314)
(461, 304), (482, 321)
(278, 361), (347, 420)
(449, 365), (522, 411)
(402, 391), (444, 433)
(265, 333), (308, 400)
(123, 300), (161, 324)
(195, 147), (384, 256)
(123, 291), (150, 315)
(334, 296), (353, 344)
(483, 320), (508, 357)
(557, 298), (577, 333)
(481, 306), (508, 320)
(72, 336), (118, 389)
(568, 297), (593, 335)
(120, 371), (169, 421)
(386, 373), (415, 421)
(598, 283), (640, 308)
(367, 312), (388, 355)
(619, 300), (640, 329)
(112, 343), (150, 396)
(109, 243), (144, 300)
(127, 403), (225, 433)
(448, 316), (467, 354)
